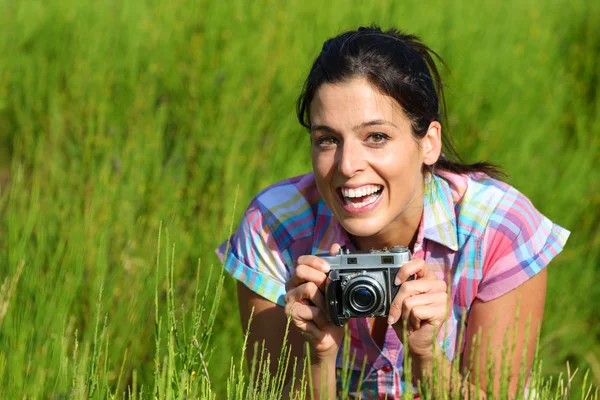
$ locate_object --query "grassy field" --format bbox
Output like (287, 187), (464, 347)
(0, 0), (599, 398)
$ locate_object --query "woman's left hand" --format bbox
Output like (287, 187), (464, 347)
(387, 258), (449, 361)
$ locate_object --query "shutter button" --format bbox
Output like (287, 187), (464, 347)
(381, 365), (392, 373)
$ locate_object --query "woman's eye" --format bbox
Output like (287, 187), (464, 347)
(367, 132), (390, 144)
(315, 136), (338, 147)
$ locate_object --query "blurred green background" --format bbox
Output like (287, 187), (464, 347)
(0, 0), (598, 397)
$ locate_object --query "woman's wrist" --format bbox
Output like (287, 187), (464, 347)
(410, 350), (488, 399)
(306, 344), (338, 365)
(409, 343), (442, 381)
(302, 345), (338, 400)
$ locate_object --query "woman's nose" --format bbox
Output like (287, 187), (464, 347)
(336, 142), (367, 177)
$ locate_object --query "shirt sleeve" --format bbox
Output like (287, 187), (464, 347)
(477, 188), (570, 302)
(215, 201), (290, 307)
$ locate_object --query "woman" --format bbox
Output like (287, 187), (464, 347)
(217, 26), (570, 399)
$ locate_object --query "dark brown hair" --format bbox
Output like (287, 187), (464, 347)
(296, 25), (505, 179)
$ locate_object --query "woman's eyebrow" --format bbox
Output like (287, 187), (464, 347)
(310, 119), (396, 133)
(353, 119), (397, 130)
(310, 124), (339, 134)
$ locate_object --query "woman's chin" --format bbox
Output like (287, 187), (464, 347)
(338, 219), (384, 240)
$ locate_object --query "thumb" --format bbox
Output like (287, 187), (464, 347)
(329, 243), (342, 256)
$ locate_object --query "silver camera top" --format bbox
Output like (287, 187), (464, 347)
(318, 245), (411, 269)
(321, 245), (412, 326)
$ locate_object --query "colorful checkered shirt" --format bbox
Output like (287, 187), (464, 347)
(216, 169), (570, 399)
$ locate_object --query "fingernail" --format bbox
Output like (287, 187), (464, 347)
(394, 276), (401, 286)
(387, 316), (395, 325)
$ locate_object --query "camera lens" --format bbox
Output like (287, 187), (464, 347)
(345, 277), (384, 316)
(353, 288), (374, 308)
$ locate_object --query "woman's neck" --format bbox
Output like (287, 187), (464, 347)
(350, 195), (424, 253)
(350, 206), (423, 252)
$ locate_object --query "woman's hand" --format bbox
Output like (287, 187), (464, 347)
(284, 244), (345, 362)
(388, 258), (449, 361)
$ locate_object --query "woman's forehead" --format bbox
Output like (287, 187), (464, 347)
(309, 79), (409, 129)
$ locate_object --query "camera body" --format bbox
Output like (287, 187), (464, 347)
(321, 246), (411, 326)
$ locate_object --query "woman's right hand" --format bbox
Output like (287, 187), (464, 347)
(284, 244), (345, 362)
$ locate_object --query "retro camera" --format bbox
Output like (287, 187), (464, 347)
(320, 246), (411, 326)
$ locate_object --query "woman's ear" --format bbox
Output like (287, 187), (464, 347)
(422, 121), (442, 166)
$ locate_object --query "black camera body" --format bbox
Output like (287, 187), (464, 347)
(320, 246), (411, 326)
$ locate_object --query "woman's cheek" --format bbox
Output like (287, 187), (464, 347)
(312, 152), (328, 171)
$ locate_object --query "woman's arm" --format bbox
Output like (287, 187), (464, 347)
(413, 268), (547, 399)
(283, 346), (337, 400)
(463, 267), (546, 397)
(237, 281), (339, 399)
(236, 282), (306, 391)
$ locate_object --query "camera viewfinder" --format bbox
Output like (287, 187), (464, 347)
(381, 256), (394, 264)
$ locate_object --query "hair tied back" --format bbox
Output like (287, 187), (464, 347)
(296, 25), (506, 180)
(357, 26), (382, 33)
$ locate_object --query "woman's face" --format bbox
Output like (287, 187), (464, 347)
(309, 78), (440, 243)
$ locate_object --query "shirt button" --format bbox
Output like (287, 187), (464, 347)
(381, 365), (392, 373)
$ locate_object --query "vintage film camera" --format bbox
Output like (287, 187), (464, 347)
(320, 246), (411, 326)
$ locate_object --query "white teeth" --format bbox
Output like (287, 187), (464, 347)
(343, 191), (381, 208)
(340, 184), (383, 209)
(341, 185), (382, 198)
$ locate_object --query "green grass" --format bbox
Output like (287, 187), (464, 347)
(0, 0), (599, 398)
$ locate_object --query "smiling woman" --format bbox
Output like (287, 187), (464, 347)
(216, 26), (570, 399)
(308, 78), (431, 250)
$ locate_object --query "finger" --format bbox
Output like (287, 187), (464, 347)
(284, 282), (327, 315)
(296, 255), (331, 274)
(285, 265), (310, 291)
(285, 264), (328, 292)
(394, 258), (437, 285)
(387, 280), (447, 325)
(401, 292), (448, 329)
(293, 304), (330, 330)
(285, 275), (300, 292)
(329, 243), (342, 256)
(397, 279), (447, 298)
(284, 296), (307, 317)
(409, 305), (446, 331)
(292, 319), (326, 342)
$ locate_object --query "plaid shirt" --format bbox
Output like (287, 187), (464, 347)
(216, 170), (570, 399)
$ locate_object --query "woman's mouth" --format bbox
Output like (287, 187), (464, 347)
(338, 184), (383, 213)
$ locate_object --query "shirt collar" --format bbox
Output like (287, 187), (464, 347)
(420, 170), (459, 251)
(312, 170), (459, 254)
